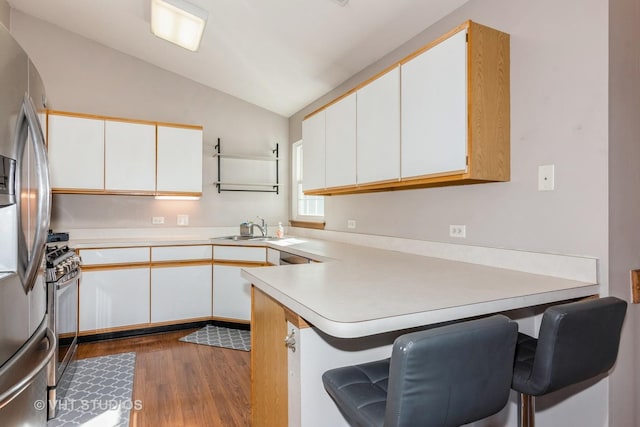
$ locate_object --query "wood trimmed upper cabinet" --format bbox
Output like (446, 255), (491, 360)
(301, 110), (325, 192)
(401, 29), (468, 179)
(356, 67), (401, 185)
(302, 20), (509, 196)
(325, 93), (357, 189)
(47, 111), (203, 196)
(105, 120), (156, 193)
(157, 125), (203, 195)
(48, 114), (105, 191)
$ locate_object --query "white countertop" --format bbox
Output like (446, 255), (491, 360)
(241, 238), (599, 338)
(64, 227), (599, 339)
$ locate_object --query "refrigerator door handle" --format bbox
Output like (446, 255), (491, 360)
(16, 94), (51, 292)
(0, 321), (56, 410)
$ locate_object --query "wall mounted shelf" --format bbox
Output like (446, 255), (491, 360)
(214, 138), (280, 194)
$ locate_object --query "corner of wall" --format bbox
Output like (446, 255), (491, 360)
(0, 0), (10, 30)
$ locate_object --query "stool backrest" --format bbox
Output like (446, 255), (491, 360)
(384, 315), (518, 427)
(528, 296), (627, 395)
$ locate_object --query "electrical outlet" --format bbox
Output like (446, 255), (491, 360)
(152, 216), (165, 225)
(449, 225), (466, 238)
(177, 214), (189, 226)
(538, 164), (555, 191)
(347, 219), (356, 229)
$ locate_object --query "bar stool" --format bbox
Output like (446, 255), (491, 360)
(322, 315), (518, 427)
(512, 296), (627, 427)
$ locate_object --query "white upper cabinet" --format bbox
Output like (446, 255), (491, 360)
(401, 30), (468, 179)
(48, 114), (104, 190)
(301, 110), (326, 192)
(356, 67), (401, 184)
(104, 120), (156, 192)
(156, 125), (203, 194)
(325, 93), (357, 188)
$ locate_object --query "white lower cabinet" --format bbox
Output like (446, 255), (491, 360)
(213, 265), (252, 321)
(79, 268), (150, 332)
(151, 265), (212, 322)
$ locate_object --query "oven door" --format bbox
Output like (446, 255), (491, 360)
(47, 271), (79, 412)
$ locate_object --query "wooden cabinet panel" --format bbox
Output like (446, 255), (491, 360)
(151, 265), (212, 322)
(213, 265), (252, 321)
(79, 268), (150, 331)
(356, 67), (401, 185)
(401, 29), (468, 179)
(48, 114), (104, 190)
(157, 125), (203, 194)
(301, 111), (325, 192)
(105, 120), (156, 192)
(325, 93), (356, 188)
(251, 287), (288, 427)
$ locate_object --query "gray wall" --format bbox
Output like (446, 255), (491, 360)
(609, 0), (640, 424)
(290, 0), (608, 259)
(10, 10), (289, 230)
(289, 0), (639, 425)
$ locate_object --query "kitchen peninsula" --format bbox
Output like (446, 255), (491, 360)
(243, 233), (599, 427)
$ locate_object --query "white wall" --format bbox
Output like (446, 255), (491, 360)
(289, 0), (609, 260)
(10, 10), (289, 230)
(288, 0), (640, 426)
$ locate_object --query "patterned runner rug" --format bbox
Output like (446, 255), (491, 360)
(179, 325), (251, 351)
(47, 352), (136, 427)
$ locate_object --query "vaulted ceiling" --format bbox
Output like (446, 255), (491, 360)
(8, 0), (469, 116)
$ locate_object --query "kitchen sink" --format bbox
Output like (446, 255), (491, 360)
(213, 235), (276, 241)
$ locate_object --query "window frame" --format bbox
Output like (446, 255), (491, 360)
(291, 140), (324, 223)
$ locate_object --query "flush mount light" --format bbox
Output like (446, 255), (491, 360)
(330, 0), (349, 6)
(150, 0), (208, 52)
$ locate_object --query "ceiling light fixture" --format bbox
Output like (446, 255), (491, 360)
(150, 0), (208, 52)
(330, 0), (350, 6)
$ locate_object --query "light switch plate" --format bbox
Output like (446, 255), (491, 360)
(347, 219), (356, 229)
(177, 214), (189, 226)
(538, 165), (555, 191)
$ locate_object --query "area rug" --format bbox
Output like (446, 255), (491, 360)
(48, 352), (136, 427)
(179, 325), (251, 351)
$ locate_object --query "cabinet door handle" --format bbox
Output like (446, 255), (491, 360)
(284, 329), (296, 352)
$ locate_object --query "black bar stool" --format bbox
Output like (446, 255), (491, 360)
(512, 296), (627, 427)
(322, 315), (518, 427)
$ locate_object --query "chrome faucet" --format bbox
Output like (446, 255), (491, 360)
(251, 216), (267, 237)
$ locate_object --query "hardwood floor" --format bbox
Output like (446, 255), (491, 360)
(76, 329), (251, 427)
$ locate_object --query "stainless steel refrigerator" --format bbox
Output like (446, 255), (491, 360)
(0, 22), (53, 426)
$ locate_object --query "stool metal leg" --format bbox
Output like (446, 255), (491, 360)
(517, 393), (535, 427)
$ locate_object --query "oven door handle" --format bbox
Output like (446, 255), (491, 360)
(56, 270), (81, 291)
(0, 321), (56, 409)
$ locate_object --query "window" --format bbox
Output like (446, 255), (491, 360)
(292, 140), (324, 221)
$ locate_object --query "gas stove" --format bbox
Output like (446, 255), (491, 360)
(45, 245), (82, 283)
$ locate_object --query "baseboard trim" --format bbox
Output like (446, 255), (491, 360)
(78, 319), (250, 343)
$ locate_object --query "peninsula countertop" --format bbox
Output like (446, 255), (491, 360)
(241, 237), (599, 338)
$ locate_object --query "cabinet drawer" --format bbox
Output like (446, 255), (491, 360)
(213, 246), (266, 263)
(152, 245), (212, 262)
(79, 247), (150, 265)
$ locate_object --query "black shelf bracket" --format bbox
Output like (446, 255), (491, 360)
(215, 137), (279, 194)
